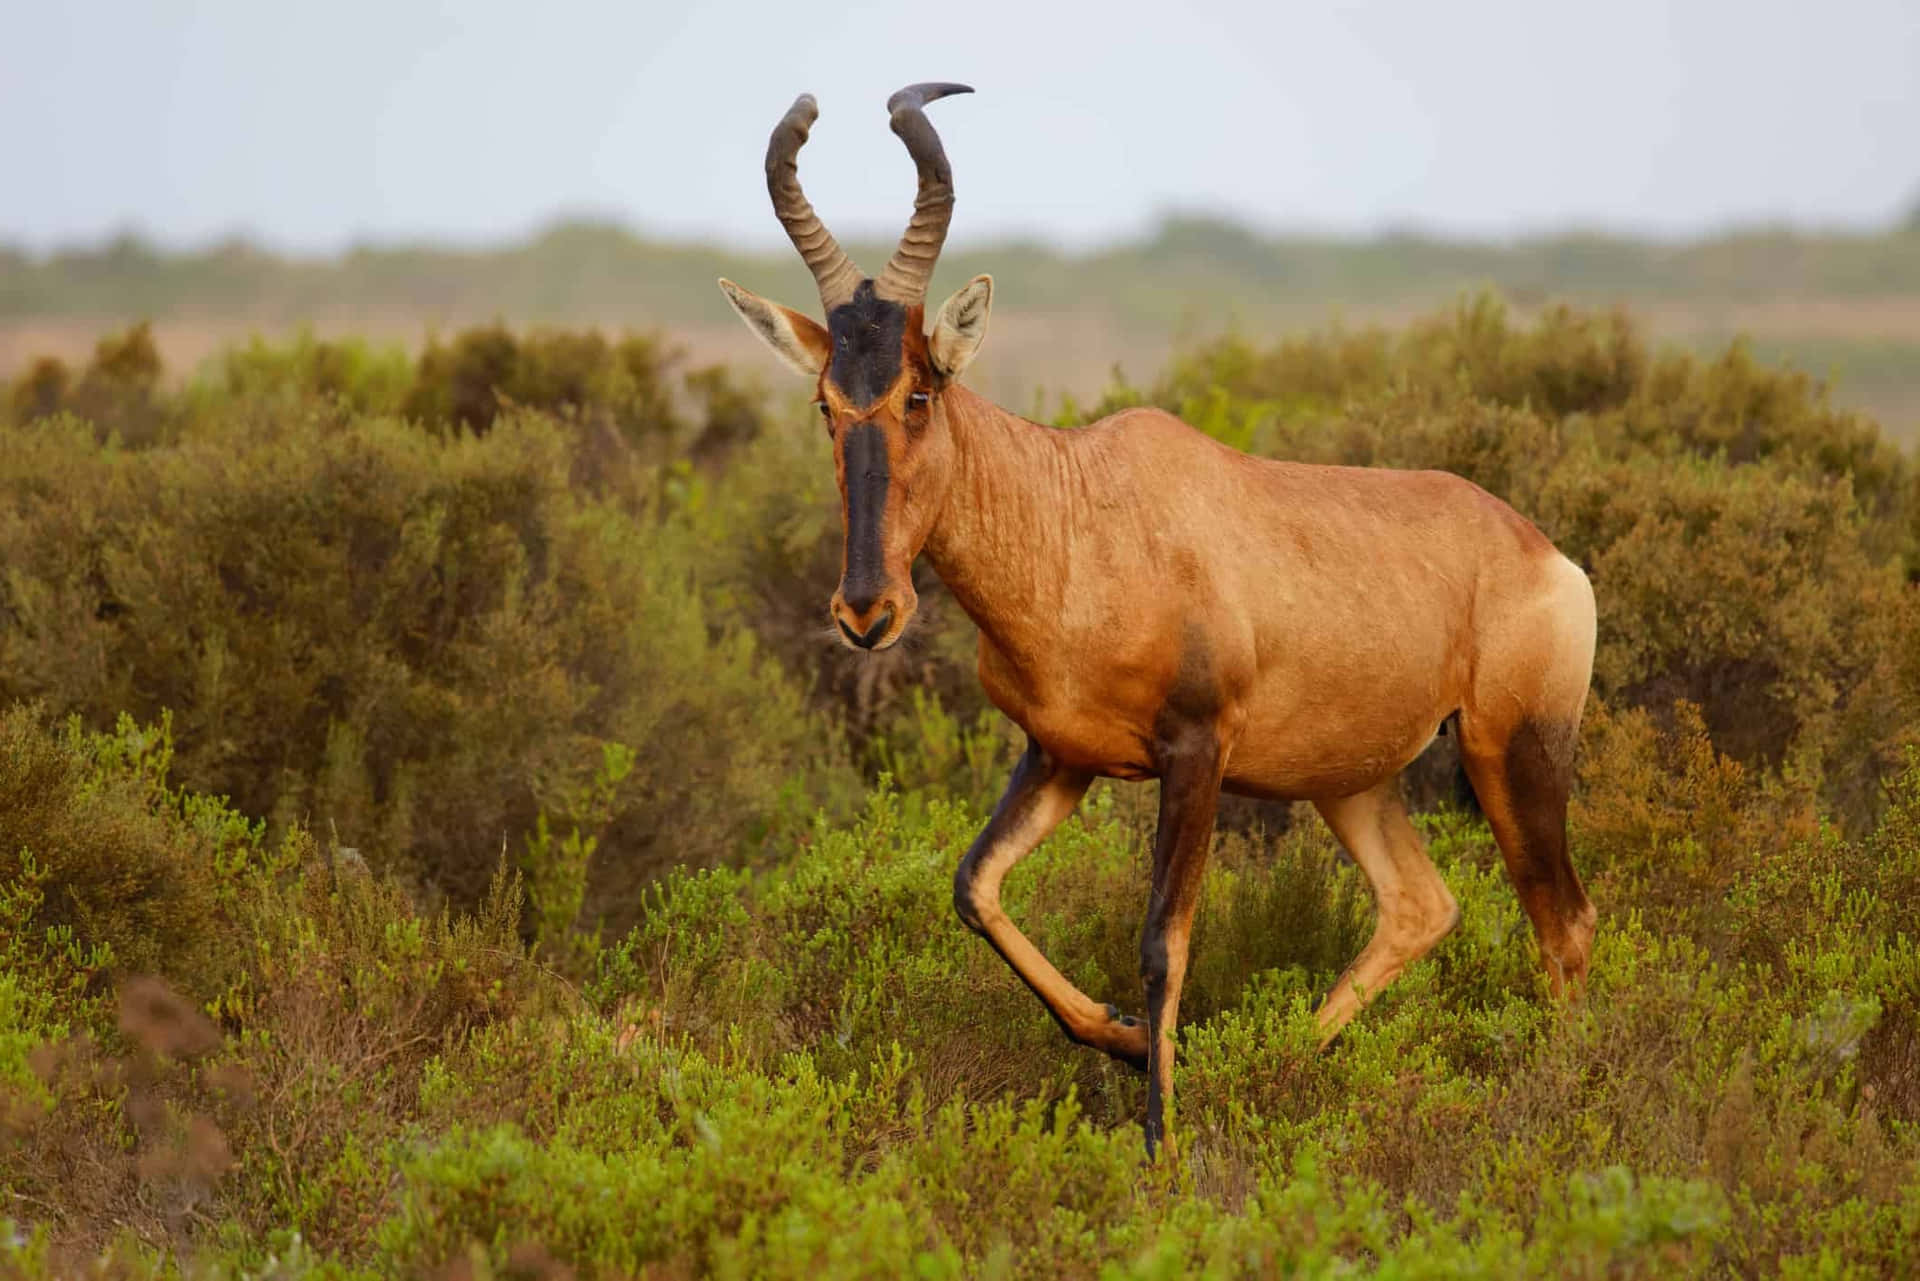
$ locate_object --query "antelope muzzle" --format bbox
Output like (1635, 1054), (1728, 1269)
(831, 421), (915, 650)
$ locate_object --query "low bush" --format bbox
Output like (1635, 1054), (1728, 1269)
(2, 298), (1919, 1275)
(0, 401), (855, 931)
(4, 713), (1918, 1277)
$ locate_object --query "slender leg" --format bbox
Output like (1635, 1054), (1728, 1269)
(954, 738), (1149, 1067)
(1313, 781), (1460, 1045)
(1139, 725), (1225, 1159)
(1457, 717), (1596, 996)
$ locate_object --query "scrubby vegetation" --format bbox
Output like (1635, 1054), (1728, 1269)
(3, 297), (1919, 1276)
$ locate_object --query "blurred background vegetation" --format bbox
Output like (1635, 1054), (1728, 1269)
(8, 215), (1920, 442)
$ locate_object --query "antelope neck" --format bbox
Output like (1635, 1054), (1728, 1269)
(922, 384), (1085, 660)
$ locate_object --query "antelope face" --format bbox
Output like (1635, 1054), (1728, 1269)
(820, 280), (991, 649)
(717, 84), (991, 652)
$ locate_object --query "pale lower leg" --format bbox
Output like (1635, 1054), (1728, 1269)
(1313, 782), (1460, 1045)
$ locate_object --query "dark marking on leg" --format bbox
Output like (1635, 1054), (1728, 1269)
(1157, 623), (1226, 728)
(951, 740), (1148, 1068)
(952, 741), (1050, 934)
(1461, 715), (1595, 996)
(1139, 628), (1230, 1158)
(1499, 719), (1581, 907)
(1138, 727), (1222, 1158)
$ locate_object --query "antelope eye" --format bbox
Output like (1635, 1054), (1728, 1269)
(907, 391), (931, 409)
(815, 400), (831, 419)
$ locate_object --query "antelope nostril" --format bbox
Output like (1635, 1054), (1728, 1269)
(840, 586), (880, 617)
(839, 608), (895, 650)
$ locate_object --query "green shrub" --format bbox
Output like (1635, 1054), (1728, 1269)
(202, 330), (415, 419)
(5, 356), (70, 423)
(3, 324), (168, 446)
(0, 404), (854, 926)
(1541, 452), (1895, 781)
(3, 299), (1920, 1277)
(400, 323), (753, 462)
(4, 682), (1920, 1276)
(0, 707), (250, 1001)
(69, 323), (166, 446)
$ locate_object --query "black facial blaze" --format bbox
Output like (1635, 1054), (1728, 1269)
(840, 422), (891, 612)
(826, 280), (909, 406)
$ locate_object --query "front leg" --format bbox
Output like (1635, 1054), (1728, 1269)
(954, 738), (1149, 1068)
(1141, 722), (1226, 1159)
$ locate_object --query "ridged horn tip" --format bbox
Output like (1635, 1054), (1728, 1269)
(874, 83), (973, 306)
(886, 82), (974, 115)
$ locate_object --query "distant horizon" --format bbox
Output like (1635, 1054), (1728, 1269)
(9, 203), (1919, 264)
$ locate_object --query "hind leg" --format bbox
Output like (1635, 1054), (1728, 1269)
(1457, 715), (1596, 995)
(1314, 781), (1461, 1045)
(1459, 553), (1598, 996)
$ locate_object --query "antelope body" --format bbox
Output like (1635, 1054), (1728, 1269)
(721, 85), (1598, 1157)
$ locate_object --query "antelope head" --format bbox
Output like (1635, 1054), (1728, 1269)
(720, 83), (991, 652)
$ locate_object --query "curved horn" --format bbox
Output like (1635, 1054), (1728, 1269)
(873, 82), (974, 306)
(766, 93), (863, 310)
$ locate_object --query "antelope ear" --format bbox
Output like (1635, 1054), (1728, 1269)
(718, 278), (830, 376)
(929, 274), (992, 379)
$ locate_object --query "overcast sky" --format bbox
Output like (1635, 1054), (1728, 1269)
(5, 0), (1917, 254)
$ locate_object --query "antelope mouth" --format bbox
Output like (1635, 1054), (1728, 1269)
(837, 608), (899, 652)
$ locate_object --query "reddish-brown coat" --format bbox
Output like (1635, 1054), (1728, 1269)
(720, 83), (1597, 1159)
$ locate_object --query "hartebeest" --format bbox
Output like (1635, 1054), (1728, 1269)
(719, 84), (1598, 1156)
